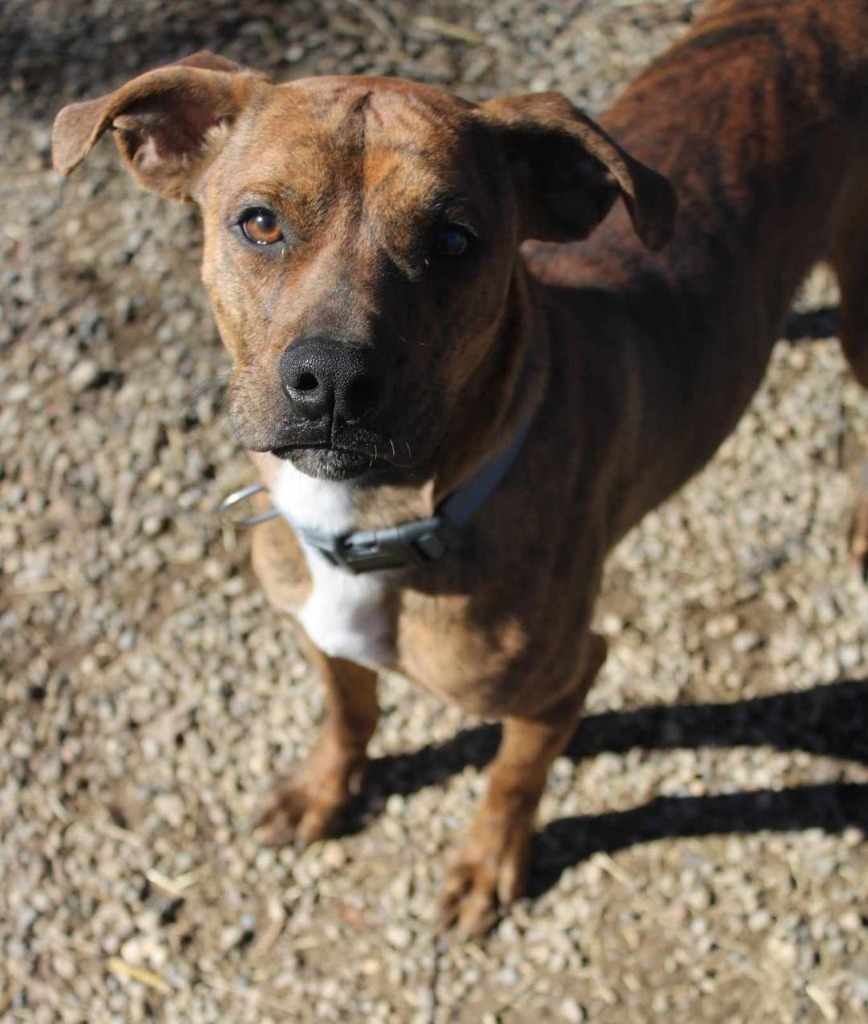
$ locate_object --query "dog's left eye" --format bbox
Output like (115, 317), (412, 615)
(432, 226), (472, 259)
(240, 208), (284, 246)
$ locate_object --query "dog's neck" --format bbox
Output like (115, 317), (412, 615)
(269, 461), (362, 536)
(254, 450), (436, 538)
(432, 263), (548, 503)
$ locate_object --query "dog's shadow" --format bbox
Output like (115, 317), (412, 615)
(361, 678), (867, 897)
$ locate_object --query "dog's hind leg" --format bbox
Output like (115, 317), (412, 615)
(828, 163), (868, 578)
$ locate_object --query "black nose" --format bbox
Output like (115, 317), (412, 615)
(279, 336), (389, 424)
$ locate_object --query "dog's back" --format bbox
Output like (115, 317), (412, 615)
(612, 0), (868, 287)
(526, 0), (868, 533)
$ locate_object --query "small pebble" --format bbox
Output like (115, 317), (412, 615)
(68, 358), (102, 393)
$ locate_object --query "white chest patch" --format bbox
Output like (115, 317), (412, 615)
(271, 462), (396, 669)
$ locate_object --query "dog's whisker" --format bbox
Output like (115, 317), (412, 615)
(191, 371), (231, 403)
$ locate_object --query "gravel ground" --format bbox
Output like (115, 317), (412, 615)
(2, 1), (867, 1022)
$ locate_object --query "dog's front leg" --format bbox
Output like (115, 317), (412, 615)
(437, 634), (607, 936)
(256, 652), (379, 846)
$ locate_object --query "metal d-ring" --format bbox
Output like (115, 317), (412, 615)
(218, 483), (281, 528)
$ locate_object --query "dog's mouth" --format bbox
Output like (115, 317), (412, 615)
(231, 397), (431, 481)
(269, 444), (380, 481)
(268, 430), (417, 481)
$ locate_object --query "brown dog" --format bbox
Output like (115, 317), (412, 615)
(52, 0), (868, 935)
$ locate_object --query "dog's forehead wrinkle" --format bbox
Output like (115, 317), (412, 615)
(221, 81), (483, 224)
(266, 76), (471, 150)
(280, 73), (472, 109)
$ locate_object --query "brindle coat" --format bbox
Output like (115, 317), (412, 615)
(53, 0), (868, 935)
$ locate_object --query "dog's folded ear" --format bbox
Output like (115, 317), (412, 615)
(480, 92), (676, 251)
(52, 52), (263, 201)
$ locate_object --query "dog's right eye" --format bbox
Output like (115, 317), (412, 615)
(239, 208), (284, 246)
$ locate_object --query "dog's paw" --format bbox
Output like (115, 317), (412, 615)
(254, 777), (349, 847)
(436, 815), (533, 938)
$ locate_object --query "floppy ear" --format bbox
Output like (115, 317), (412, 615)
(52, 52), (263, 201)
(479, 92), (676, 250)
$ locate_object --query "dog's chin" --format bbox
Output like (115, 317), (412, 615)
(279, 447), (380, 482)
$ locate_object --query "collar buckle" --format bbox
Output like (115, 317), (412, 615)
(299, 515), (460, 575)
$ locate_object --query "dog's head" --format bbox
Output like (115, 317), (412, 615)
(54, 54), (675, 483)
